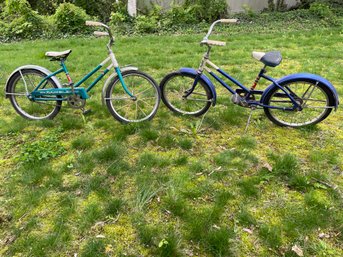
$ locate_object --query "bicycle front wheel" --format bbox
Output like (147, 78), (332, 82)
(263, 79), (335, 127)
(160, 72), (212, 116)
(105, 70), (160, 123)
(7, 68), (62, 120)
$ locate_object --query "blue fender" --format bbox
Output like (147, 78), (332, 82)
(261, 73), (339, 110)
(180, 68), (217, 106)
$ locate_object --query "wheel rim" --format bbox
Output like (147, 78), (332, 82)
(108, 73), (159, 122)
(10, 72), (59, 120)
(268, 81), (330, 127)
(163, 75), (210, 115)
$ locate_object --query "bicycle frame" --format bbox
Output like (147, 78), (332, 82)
(28, 21), (134, 102)
(188, 51), (303, 111)
(29, 55), (133, 102)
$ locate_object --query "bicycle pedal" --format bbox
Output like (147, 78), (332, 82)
(82, 109), (92, 115)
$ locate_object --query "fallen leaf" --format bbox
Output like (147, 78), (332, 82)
(212, 224), (220, 230)
(291, 244), (303, 257)
(318, 232), (325, 238)
(263, 162), (273, 172)
(243, 228), (253, 234)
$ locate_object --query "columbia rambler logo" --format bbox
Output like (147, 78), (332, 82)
(40, 90), (69, 94)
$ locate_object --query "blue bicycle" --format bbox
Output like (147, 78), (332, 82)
(5, 21), (160, 123)
(160, 19), (339, 127)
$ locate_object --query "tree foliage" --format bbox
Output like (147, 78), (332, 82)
(0, 0), (45, 40)
(54, 2), (89, 34)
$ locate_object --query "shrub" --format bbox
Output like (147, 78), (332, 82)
(185, 0), (228, 22)
(54, 2), (89, 34)
(74, 0), (113, 21)
(134, 15), (158, 33)
(309, 2), (332, 18)
(109, 0), (133, 33)
(109, 1), (226, 34)
(299, 0), (343, 9)
(27, 0), (62, 15)
(0, 0), (46, 40)
(134, 4), (165, 33)
(309, 2), (339, 25)
(164, 4), (198, 25)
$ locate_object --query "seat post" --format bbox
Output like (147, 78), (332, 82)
(251, 65), (267, 90)
(60, 59), (73, 86)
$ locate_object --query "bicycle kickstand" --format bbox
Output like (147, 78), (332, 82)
(244, 107), (256, 134)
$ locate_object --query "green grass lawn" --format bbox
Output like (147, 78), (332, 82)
(0, 24), (343, 256)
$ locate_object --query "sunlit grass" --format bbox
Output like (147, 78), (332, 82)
(0, 23), (342, 256)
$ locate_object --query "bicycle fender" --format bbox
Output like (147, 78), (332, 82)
(179, 68), (217, 106)
(5, 65), (63, 98)
(101, 66), (139, 105)
(261, 73), (339, 110)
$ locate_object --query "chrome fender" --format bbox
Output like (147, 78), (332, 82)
(179, 68), (217, 106)
(5, 65), (63, 98)
(101, 66), (138, 105)
(261, 73), (339, 110)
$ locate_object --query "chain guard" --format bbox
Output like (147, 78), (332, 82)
(67, 95), (86, 109)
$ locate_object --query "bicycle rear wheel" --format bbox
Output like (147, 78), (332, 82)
(105, 70), (160, 123)
(160, 72), (212, 116)
(263, 79), (335, 127)
(7, 68), (62, 120)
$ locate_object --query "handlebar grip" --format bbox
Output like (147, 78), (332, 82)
(86, 21), (104, 27)
(94, 31), (109, 37)
(201, 40), (226, 46)
(220, 19), (238, 24)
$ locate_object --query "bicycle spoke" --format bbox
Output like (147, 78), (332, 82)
(134, 87), (152, 97)
(302, 98), (327, 103)
(302, 106), (334, 109)
(191, 92), (208, 96)
(185, 98), (212, 102)
(105, 96), (132, 101)
(138, 105), (148, 117)
(138, 99), (154, 108)
(112, 101), (131, 112)
(7, 93), (28, 96)
(138, 96), (157, 101)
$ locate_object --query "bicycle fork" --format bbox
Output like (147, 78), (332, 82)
(108, 50), (136, 100)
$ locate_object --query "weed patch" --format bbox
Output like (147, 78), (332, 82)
(19, 134), (66, 163)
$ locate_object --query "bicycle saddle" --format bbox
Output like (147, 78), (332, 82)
(45, 49), (72, 61)
(252, 51), (282, 67)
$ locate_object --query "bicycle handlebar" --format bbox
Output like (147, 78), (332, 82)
(200, 39), (226, 47)
(203, 18), (238, 41)
(220, 19), (238, 24)
(86, 21), (104, 27)
(86, 21), (114, 47)
(94, 31), (109, 37)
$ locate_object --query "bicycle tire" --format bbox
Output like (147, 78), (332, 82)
(263, 79), (335, 127)
(105, 70), (160, 123)
(160, 71), (212, 116)
(7, 68), (62, 120)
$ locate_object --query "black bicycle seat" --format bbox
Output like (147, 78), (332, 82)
(252, 51), (282, 67)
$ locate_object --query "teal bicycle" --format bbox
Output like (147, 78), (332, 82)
(5, 21), (161, 123)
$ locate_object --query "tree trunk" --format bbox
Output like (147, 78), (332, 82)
(127, 0), (137, 17)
